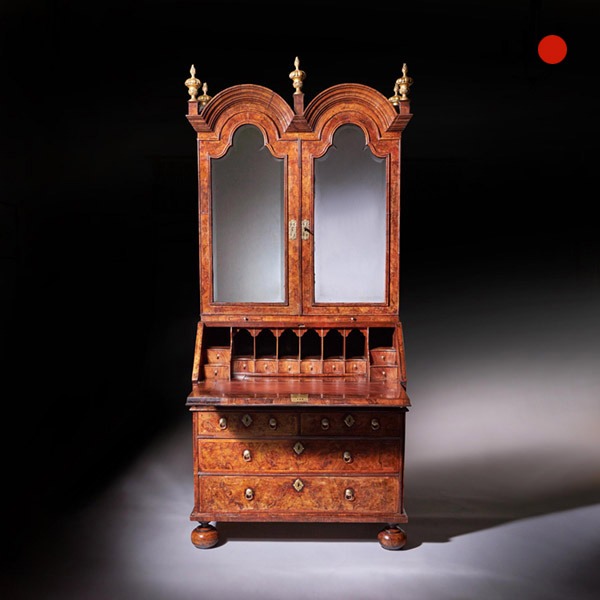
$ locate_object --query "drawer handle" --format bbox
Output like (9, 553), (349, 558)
(321, 418), (330, 431)
(245, 488), (254, 501)
(242, 449), (252, 462)
(371, 418), (380, 431)
(241, 414), (253, 427)
(332, 365), (337, 371)
(344, 414), (355, 428)
(218, 417), (227, 430)
(213, 369), (218, 376)
(269, 417), (278, 430)
(343, 451), (353, 464)
(287, 365), (292, 371)
(216, 353), (220, 360)
(344, 488), (355, 502)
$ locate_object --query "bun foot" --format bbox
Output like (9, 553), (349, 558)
(191, 523), (219, 549)
(378, 525), (407, 550)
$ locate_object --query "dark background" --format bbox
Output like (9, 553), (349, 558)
(1, 0), (598, 563)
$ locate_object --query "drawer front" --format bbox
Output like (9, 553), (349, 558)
(370, 347), (397, 366)
(345, 358), (367, 374)
(196, 411), (298, 437)
(301, 411), (402, 437)
(370, 366), (399, 382)
(255, 358), (277, 374)
(207, 347), (231, 364)
(232, 358), (255, 374)
(300, 358), (322, 374)
(278, 359), (300, 374)
(203, 365), (231, 380)
(323, 359), (344, 374)
(198, 475), (399, 513)
(197, 439), (401, 473)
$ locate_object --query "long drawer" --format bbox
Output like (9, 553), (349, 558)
(198, 475), (399, 513)
(197, 439), (401, 473)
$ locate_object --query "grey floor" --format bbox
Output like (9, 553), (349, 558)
(7, 270), (600, 600)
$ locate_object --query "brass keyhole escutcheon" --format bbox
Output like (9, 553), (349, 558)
(293, 478), (304, 492)
(321, 418), (330, 430)
(243, 449), (252, 462)
(293, 442), (305, 456)
(371, 418), (380, 431)
(344, 414), (355, 428)
(218, 417), (227, 430)
(245, 488), (254, 501)
(345, 488), (355, 502)
(269, 418), (277, 430)
(241, 414), (253, 427)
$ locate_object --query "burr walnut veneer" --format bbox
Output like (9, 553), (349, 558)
(184, 59), (413, 550)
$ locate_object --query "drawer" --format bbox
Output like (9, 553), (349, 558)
(345, 358), (367, 374)
(197, 439), (401, 473)
(203, 365), (231, 380)
(255, 357), (277, 374)
(323, 357), (344, 374)
(207, 346), (231, 364)
(301, 411), (402, 437)
(196, 411), (298, 437)
(198, 475), (399, 513)
(300, 358), (322, 374)
(278, 358), (300, 374)
(370, 366), (399, 382)
(370, 347), (397, 366)
(232, 357), (255, 374)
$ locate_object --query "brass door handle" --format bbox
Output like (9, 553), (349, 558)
(343, 451), (353, 464)
(269, 417), (278, 429)
(344, 488), (355, 502)
(243, 449), (252, 462)
(321, 418), (330, 430)
(218, 417), (227, 430)
(245, 488), (254, 501)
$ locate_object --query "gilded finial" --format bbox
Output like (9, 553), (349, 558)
(395, 63), (413, 101)
(185, 64), (201, 101)
(198, 82), (212, 107)
(289, 56), (306, 95)
(388, 82), (401, 106)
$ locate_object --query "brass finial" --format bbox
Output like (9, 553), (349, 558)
(198, 82), (212, 107)
(389, 82), (401, 106)
(289, 56), (306, 95)
(185, 64), (201, 101)
(395, 63), (413, 101)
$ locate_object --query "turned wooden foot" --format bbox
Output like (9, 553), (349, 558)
(377, 525), (407, 550)
(191, 523), (219, 549)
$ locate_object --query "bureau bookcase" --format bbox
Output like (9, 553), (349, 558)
(184, 59), (413, 550)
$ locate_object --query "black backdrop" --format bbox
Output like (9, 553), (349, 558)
(1, 0), (598, 559)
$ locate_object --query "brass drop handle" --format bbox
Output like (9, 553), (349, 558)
(269, 417), (278, 430)
(218, 417), (227, 430)
(213, 369), (218, 376)
(321, 418), (330, 431)
(344, 488), (355, 502)
(216, 352), (221, 360)
(245, 488), (254, 501)
(371, 418), (380, 431)
(243, 449), (252, 462)
(343, 451), (353, 464)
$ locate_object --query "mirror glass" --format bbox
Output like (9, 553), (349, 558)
(212, 124), (285, 303)
(314, 124), (387, 303)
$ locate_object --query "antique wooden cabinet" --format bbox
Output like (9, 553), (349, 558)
(184, 59), (413, 550)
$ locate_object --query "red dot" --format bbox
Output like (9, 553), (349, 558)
(538, 35), (567, 64)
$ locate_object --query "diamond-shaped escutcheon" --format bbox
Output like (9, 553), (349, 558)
(344, 414), (355, 428)
(293, 442), (305, 455)
(241, 414), (253, 427)
(293, 478), (305, 492)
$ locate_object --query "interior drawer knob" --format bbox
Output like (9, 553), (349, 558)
(245, 488), (254, 501)
(218, 417), (227, 430)
(269, 417), (278, 429)
(242, 449), (252, 462)
(344, 488), (355, 502)
(371, 418), (380, 431)
(343, 451), (353, 464)
(321, 418), (330, 430)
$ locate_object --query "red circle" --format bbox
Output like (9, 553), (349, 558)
(538, 35), (567, 64)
